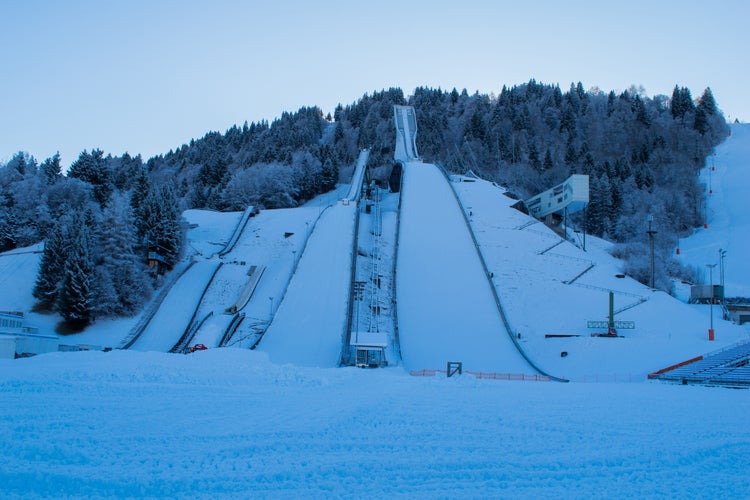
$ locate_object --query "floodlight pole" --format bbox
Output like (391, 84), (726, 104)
(707, 263), (716, 341)
(646, 215), (657, 289)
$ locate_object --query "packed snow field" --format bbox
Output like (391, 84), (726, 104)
(2, 349), (749, 498)
(1, 124), (749, 496)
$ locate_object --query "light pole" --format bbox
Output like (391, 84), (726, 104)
(706, 263), (716, 341)
(268, 296), (274, 321)
(646, 215), (657, 289)
(719, 249), (727, 289)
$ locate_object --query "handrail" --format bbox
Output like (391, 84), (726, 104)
(255, 203), (334, 349)
(169, 261), (223, 352)
(340, 197), (362, 366)
(218, 312), (245, 347)
(435, 163), (567, 382)
(171, 311), (213, 353)
(218, 206), (255, 257)
(119, 261), (195, 349)
(391, 163), (404, 363)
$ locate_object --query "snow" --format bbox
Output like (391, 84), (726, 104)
(397, 162), (531, 373)
(129, 261), (221, 352)
(259, 203), (357, 367)
(678, 123), (750, 297)
(2, 125), (750, 496)
(453, 173), (747, 380)
(1, 349), (748, 498)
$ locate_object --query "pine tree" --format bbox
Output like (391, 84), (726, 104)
(40, 153), (62, 185)
(697, 87), (717, 115)
(33, 219), (69, 309)
(68, 149), (114, 206)
(56, 217), (95, 330)
(139, 185), (182, 270)
(95, 193), (152, 316)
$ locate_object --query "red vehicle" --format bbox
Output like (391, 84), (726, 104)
(189, 344), (208, 353)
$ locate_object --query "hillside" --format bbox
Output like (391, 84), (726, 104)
(0, 121), (748, 497)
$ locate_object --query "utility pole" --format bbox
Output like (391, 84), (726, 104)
(647, 215), (657, 289)
(707, 263), (716, 341)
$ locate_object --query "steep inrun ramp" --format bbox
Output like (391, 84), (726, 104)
(259, 203), (357, 367)
(396, 162), (533, 373)
(128, 261), (222, 352)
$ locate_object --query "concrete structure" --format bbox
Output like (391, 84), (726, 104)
(525, 174), (589, 219)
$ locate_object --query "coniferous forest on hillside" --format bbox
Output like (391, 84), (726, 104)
(0, 81), (728, 330)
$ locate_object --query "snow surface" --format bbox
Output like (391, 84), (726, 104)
(259, 203), (356, 367)
(1, 349), (749, 498)
(397, 161), (531, 373)
(129, 261), (221, 352)
(453, 174), (747, 380)
(678, 123), (750, 297)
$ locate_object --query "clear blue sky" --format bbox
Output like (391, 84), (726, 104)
(1, 0), (748, 167)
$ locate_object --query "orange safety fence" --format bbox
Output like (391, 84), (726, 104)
(409, 369), (550, 382)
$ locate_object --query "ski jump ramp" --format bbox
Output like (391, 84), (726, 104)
(396, 162), (533, 373)
(394, 105), (418, 163)
(259, 203), (357, 367)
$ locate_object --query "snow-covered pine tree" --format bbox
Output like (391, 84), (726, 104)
(56, 215), (95, 330)
(32, 217), (69, 309)
(94, 193), (152, 316)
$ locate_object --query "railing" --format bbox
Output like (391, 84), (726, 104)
(218, 313), (245, 347)
(410, 369), (550, 382)
(169, 262), (223, 352)
(218, 206), (255, 257)
(119, 261), (195, 349)
(390, 164), (405, 363)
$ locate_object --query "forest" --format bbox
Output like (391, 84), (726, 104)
(0, 81), (728, 329)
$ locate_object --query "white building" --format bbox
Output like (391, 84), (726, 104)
(0, 311), (58, 359)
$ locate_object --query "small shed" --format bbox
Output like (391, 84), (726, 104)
(351, 332), (388, 368)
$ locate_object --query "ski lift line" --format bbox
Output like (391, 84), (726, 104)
(119, 261), (196, 349)
(434, 162), (567, 382)
(218, 206), (256, 258)
(169, 261), (223, 352)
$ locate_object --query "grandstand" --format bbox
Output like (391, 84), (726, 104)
(649, 340), (750, 388)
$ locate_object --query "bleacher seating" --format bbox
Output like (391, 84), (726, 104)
(651, 340), (750, 387)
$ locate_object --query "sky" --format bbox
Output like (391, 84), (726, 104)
(1, 0), (748, 167)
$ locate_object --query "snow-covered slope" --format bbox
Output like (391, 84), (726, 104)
(397, 161), (532, 374)
(678, 123), (750, 297)
(259, 203), (357, 367)
(454, 175), (747, 380)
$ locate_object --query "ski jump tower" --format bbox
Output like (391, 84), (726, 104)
(394, 105), (419, 162)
